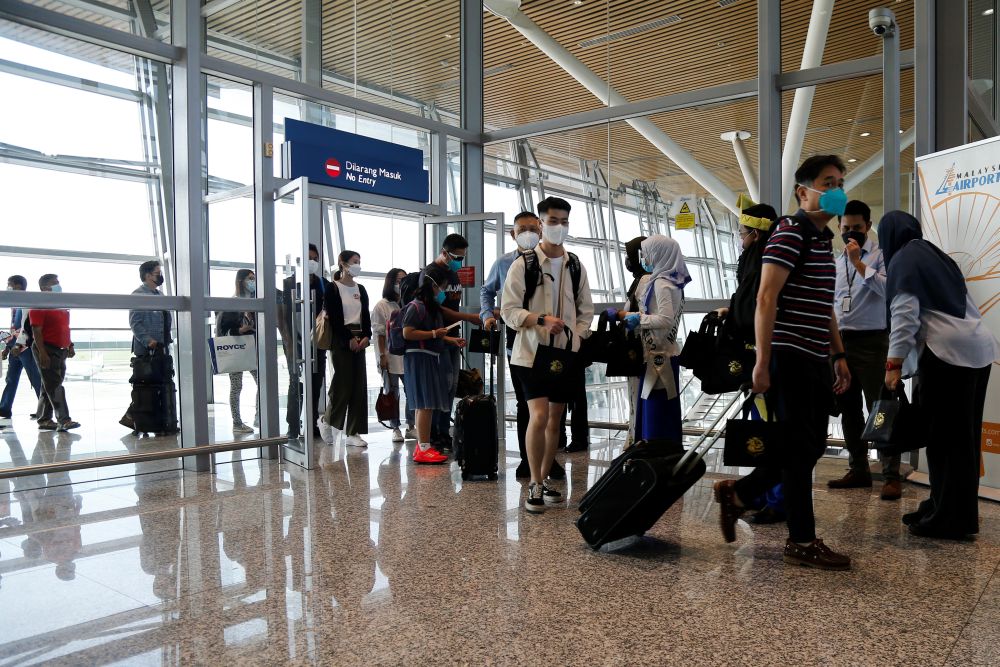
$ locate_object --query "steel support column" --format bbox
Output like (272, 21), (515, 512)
(880, 9), (901, 212)
(461, 0), (485, 332)
(172, 0), (211, 471)
(935, 1), (968, 149)
(758, 0), (782, 211)
(254, 82), (280, 458)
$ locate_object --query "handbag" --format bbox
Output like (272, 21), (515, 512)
(723, 393), (790, 467)
(677, 312), (722, 371)
(467, 328), (500, 356)
(209, 334), (258, 374)
(375, 371), (399, 428)
(698, 332), (755, 395)
(532, 330), (578, 381)
(581, 311), (613, 365)
(313, 309), (333, 350)
(861, 384), (923, 456)
(456, 352), (485, 398)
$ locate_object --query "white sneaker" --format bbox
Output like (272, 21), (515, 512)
(391, 428), (404, 443)
(233, 422), (254, 434)
(345, 435), (368, 448)
(317, 416), (337, 444)
(404, 427), (417, 440)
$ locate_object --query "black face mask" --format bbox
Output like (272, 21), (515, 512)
(154, 274), (164, 287)
(841, 231), (867, 248)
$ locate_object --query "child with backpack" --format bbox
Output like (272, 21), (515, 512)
(396, 265), (466, 464)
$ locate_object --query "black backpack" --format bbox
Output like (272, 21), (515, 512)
(399, 271), (423, 307)
(520, 249), (582, 309)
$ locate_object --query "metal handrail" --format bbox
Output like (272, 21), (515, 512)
(0, 437), (286, 480)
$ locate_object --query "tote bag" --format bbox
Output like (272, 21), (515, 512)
(723, 393), (790, 467)
(209, 335), (257, 374)
(861, 384), (924, 456)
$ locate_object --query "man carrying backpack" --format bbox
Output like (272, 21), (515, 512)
(501, 197), (593, 513)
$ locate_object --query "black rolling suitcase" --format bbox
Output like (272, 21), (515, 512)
(576, 392), (741, 549)
(453, 347), (499, 481)
(130, 380), (178, 435)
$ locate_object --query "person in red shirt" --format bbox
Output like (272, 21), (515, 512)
(29, 274), (79, 432)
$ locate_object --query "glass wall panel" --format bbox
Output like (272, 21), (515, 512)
(0, 24), (172, 296)
(780, 70), (915, 222)
(781, 0), (914, 72)
(0, 308), (184, 474)
(970, 0), (998, 124)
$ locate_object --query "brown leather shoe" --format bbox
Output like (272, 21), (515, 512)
(880, 479), (902, 500)
(783, 539), (851, 571)
(713, 480), (745, 543)
(827, 469), (873, 489)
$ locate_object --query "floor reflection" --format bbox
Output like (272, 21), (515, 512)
(0, 430), (996, 665)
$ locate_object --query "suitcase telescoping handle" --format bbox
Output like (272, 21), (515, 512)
(671, 390), (744, 476)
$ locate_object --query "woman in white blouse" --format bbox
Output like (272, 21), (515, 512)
(880, 211), (999, 539)
(371, 268), (414, 443)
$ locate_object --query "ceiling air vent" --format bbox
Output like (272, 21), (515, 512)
(718, 0), (742, 7)
(579, 15), (682, 48)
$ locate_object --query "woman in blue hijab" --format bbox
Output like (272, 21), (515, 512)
(879, 211), (999, 539)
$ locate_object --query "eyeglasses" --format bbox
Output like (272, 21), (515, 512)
(447, 252), (465, 263)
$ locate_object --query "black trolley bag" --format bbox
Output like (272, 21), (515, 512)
(129, 317), (178, 436)
(453, 340), (499, 481)
(576, 392), (742, 549)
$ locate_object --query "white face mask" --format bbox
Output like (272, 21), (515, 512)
(306, 259), (320, 276)
(542, 224), (568, 246)
(515, 231), (539, 251)
(347, 264), (362, 277)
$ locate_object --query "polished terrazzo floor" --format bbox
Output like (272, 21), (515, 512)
(1, 429), (998, 666)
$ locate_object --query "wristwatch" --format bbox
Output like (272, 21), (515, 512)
(536, 313), (549, 327)
(885, 361), (902, 371)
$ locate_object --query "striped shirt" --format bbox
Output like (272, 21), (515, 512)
(762, 212), (836, 358)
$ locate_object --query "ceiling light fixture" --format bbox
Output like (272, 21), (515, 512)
(848, 158), (857, 163)
(573, 0), (583, 5)
(860, 131), (871, 137)
(984, 8), (995, 16)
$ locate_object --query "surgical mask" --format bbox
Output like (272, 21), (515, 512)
(347, 264), (362, 277)
(154, 274), (164, 287)
(393, 283), (401, 294)
(641, 261), (654, 273)
(246, 279), (256, 293)
(447, 254), (464, 272)
(515, 231), (539, 251)
(435, 290), (446, 304)
(801, 184), (848, 217)
(49, 285), (62, 293)
(841, 231), (867, 248)
(307, 259), (320, 276)
(542, 223), (568, 245)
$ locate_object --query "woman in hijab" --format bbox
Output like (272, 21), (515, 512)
(620, 236), (649, 445)
(880, 211), (999, 539)
(621, 235), (691, 442)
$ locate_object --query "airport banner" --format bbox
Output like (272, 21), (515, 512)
(282, 118), (429, 203)
(915, 134), (1000, 493)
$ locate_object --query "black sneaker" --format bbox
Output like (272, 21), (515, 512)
(524, 483), (546, 513)
(548, 460), (566, 480)
(515, 461), (531, 479)
(564, 441), (589, 453)
(542, 481), (563, 505)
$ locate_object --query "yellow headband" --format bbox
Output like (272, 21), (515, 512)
(736, 193), (774, 232)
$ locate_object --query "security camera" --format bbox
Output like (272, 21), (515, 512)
(869, 8), (895, 36)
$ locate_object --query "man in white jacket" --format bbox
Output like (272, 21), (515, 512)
(501, 197), (593, 514)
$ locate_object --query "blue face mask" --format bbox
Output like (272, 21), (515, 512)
(641, 261), (654, 273)
(448, 259), (463, 271)
(49, 285), (62, 293)
(435, 290), (446, 304)
(802, 184), (848, 217)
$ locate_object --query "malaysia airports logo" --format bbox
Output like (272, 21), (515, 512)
(935, 160), (1000, 196)
(325, 158), (342, 178)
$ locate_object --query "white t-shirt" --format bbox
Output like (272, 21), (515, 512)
(371, 298), (404, 375)
(548, 255), (563, 314)
(337, 282), (362, 325)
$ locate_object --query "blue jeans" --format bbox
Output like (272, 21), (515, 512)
(0, 349), (42, 417)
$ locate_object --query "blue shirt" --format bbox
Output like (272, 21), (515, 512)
(834, 237), (887, 331)
(480, 249), (522, 322)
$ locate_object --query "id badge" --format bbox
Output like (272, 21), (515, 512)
(842, 296), (852, 313)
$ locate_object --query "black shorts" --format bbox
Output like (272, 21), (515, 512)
(510, 364), (575, 404)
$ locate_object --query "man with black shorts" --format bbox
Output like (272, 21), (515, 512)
(501, 197), (593, 513)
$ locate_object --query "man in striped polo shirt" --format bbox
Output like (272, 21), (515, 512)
(714, 155), (853, 571)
